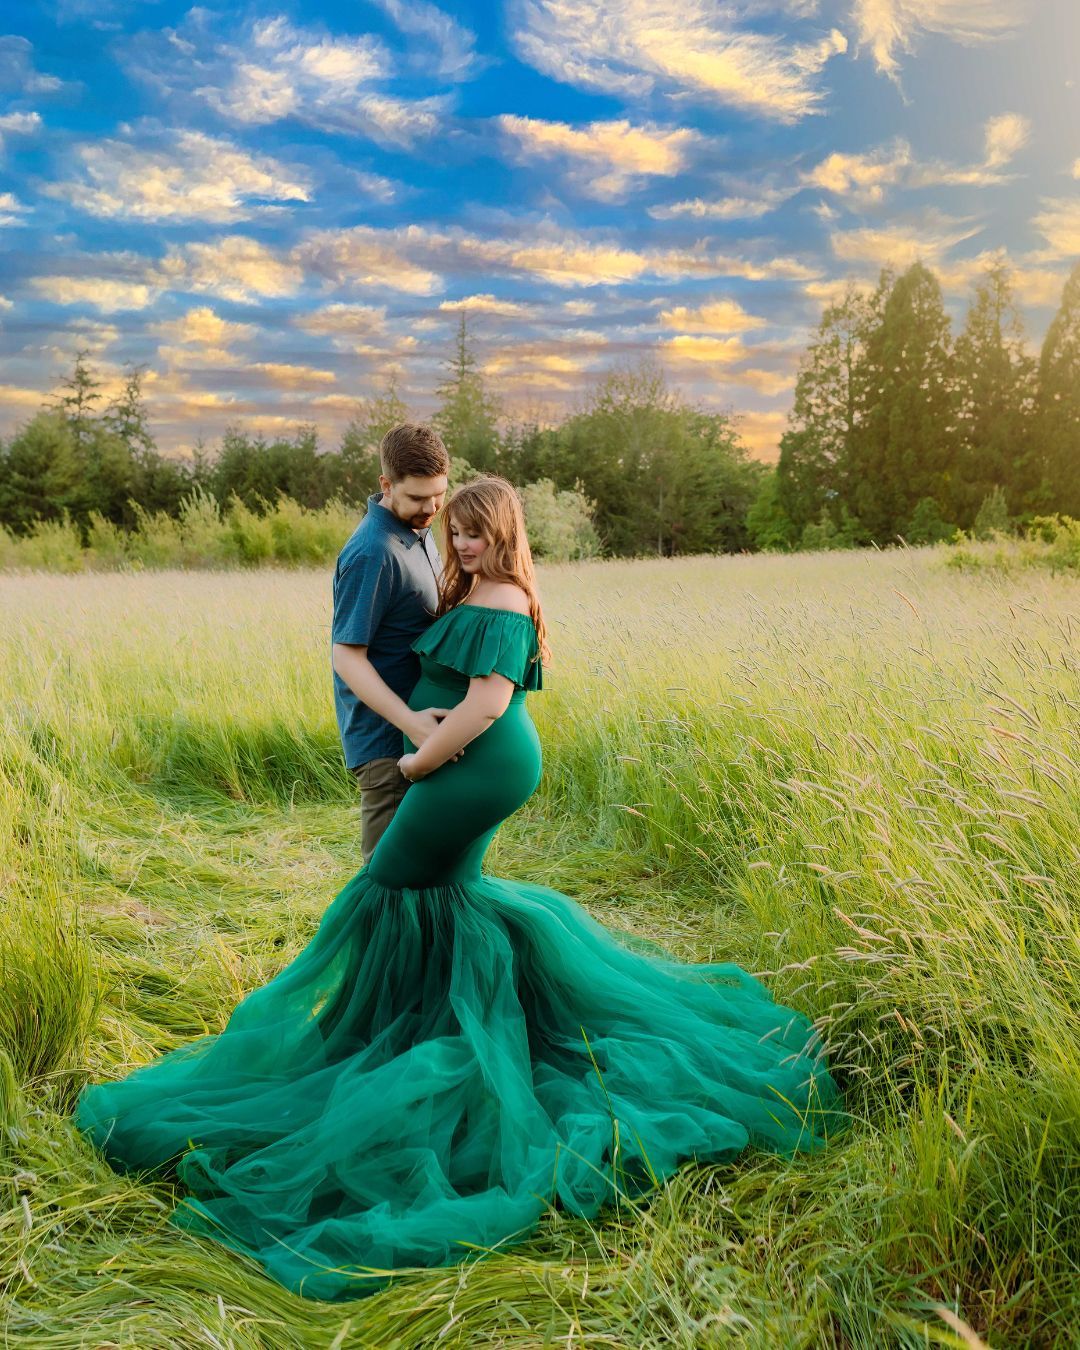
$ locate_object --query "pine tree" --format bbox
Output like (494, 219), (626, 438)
(103, 363), (155, 459)
(1034, 261), (1080, 517)
(777, 281), (881, 535)
(53, 349), (102, 454)
(848, 262), (956, 542)
(952, 259), (1036, 524)
(433, 314), (500, 471)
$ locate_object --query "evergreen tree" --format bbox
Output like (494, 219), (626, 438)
(778, 281), (881, 535)
(848, 262), (957, 542)
(1034, 261), (1080, 517)
(952, 259), (1036, 524)
(433, 314), (501, 471)
(53, 349), (102, 454)
(0, 412), (81, 532)
(337, 376), (410, 502)
(102, 363), (155, 458)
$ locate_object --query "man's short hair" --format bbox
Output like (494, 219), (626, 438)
(380, 423), (450, 482)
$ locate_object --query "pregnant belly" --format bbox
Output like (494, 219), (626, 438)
(369, 683), (543, 887)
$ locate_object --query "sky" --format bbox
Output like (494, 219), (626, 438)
(0, 0), (1077, 461)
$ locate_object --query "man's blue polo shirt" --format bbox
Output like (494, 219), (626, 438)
(332, 493), (442, 769)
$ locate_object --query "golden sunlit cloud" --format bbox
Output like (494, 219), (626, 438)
(851, 0), (1031, 80)
(983, 112), (1031, 168)
(250, 362), (337, 388)
(45, 130), (311, 224)
(804, 140), (911, 202)
(296, 225), (443, 295)
(151, 306), (257, 347)
(160, 236), (304, 301)
(439, 294), (533, 316)
(726, 367), (797, 396)
(830, 212), (981, 268)
(0, 384), (47, 409)
(649, 187), (794, 221)
(659, 299), (766, 332)
(497, 115), (697, 199)
(30, 275), (160, 311)
(294, 302), (388, 339)
(1031, 198), (1080, 261)
(734, 408), (788, 462)
(661, 334), (750, 364)
(512, 0), (847, 122)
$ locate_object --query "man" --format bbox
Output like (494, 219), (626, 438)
(331, 422), (450, 862)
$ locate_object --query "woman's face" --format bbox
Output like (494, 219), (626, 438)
(450, 516), (488, 574)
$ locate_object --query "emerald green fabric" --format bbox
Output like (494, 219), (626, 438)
(75, 604), (845, 1302)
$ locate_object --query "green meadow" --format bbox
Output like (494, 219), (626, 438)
(2, 549), (1079, 1348)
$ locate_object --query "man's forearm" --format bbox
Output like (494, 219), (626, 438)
(333, 644), (416, 736)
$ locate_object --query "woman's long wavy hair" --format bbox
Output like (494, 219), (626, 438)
(437, 475), (550, 665)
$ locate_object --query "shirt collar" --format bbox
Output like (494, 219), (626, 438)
(367, 492), (428, 550)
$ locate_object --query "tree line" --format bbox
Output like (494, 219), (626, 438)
(750, 258), (1080, 550)
(2, 258), (1078, 561)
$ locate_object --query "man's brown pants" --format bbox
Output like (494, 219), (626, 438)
(352, 757), (411, 863)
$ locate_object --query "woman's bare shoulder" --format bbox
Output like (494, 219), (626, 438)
(470, 582), (531, 615)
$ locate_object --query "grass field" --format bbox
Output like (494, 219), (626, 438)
(2, 549), (1079, 1348)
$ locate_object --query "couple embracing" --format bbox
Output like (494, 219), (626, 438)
(75, 422), (845, 1303)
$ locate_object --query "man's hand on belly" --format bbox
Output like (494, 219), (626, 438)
(409, 707), (464, 761)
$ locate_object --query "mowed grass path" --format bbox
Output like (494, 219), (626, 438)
(2, 550), (1078, 1348)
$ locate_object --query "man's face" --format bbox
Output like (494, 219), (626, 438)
(379, 473), (448, 530)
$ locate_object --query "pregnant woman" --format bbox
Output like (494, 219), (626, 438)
(75, 476), (845, 1302)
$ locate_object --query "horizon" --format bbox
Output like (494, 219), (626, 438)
(0, 0), (1077, 462)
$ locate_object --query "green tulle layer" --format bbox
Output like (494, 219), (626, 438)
(75, 872), (845, 1302)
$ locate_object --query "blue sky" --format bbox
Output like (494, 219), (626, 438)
(0, 0), (1077, 459)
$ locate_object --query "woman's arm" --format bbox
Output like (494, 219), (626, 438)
(399, 673), (515, 779)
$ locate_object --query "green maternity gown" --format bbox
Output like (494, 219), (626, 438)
(75, 603), (845, 1302)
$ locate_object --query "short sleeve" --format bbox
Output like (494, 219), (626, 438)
(332, 551), (396, 646)
(413, 608), (543, 691)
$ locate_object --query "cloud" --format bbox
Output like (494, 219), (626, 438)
(297, 226), (444, 295)
(726, 367), (797, 395)
(830, 211), (982, 267)
(804, 139), (913, 203)
(510, 0), (847, 123)
(160, 236), (304, 302)
(297, 220), (813, 292)
(1073, 159), (1080, 180)
(130, 13), (448, 149)
(851, 0), (1031, 80)
(0, 110), (42, 153)
(733, 408), (788, 461)
(649, 185), (795, 220)
(0, 190), (29, 225)
(1031, 198), (1080, 261)
(151, 307), (257, 348)
(372, 0), (481, 80)
(497, 115), (697, 199)
(658, 298), (767, 332)
(439, 294), (534, 316)
(46, 130), (310, 224)
(983, 112), (1030, 168)
(29, 275), (160, 311)
(0, 384), (47, 411)
(660, 334), (752, 364)
(0, 35), (66, 95)
(249, 362), (337, 389)
(294, 302), (389, 337)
